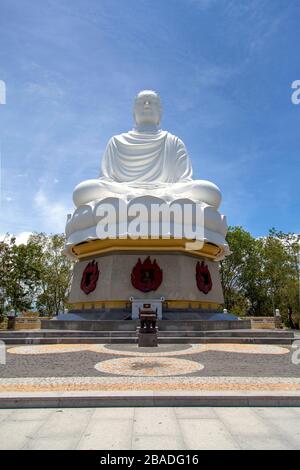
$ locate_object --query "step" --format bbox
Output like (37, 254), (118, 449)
(159, 330), (294, 338)
(0, 329), (293, 339)
(2, 337), (138, 345)
(0, 330), (137, 339)
(1, 336), (294, 345)
(157, 337), (294, 345)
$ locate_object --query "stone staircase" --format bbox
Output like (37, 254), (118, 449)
(0, 324), (295, 345)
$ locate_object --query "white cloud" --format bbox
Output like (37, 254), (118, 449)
(15, 231), (33, 245)
(34, 189), (71, 233)
(0, 231), (32, 245)
(186, 0), (217, 9)
(24, 81), (65, 102)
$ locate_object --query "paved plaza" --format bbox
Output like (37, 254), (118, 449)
(0, 406), (300, 450)
(1, 342), (300, 449)
(0, 343), (299, 393)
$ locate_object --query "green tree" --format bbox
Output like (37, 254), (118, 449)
(0, 234), (43, 313)
(0, 233), (73, 317)
(30, 233), (73, 316)
(221, 226), (300, 321)
(220, 226), (255, 315)
(0, 235), (13, 317)
(264, 229), (300, 326)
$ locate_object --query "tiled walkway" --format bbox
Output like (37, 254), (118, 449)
(0, 407), (300, 450)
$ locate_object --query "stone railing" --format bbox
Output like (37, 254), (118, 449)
(0, 318), (8, 330)
(248, 316), (282, 330)
(8, 317), (41, 330)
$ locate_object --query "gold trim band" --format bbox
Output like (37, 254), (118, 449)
(72, 238), (222, 260)
(71, 300), (221, 311)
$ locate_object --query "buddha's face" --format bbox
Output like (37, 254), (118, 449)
(134, 91), (162, 127)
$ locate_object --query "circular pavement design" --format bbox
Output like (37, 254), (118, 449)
(94, 357), (204, 377)
(7, 343), (290, 356)
(7, 344), (91, 355)
(101, 343), (290, 356)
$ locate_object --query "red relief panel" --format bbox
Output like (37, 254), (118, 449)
(80, 260), (100, 294)
(196, 260), (212, 294)
(131, 256), (163, 293)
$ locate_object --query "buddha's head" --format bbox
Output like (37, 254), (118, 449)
(133, 90), (162, 129)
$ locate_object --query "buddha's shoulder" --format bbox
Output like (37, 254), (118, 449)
(106, 130), (185, 146)
(108, 131), (136, 141)
(162, 132), (186, 150)
(105, 133), (127, 147)
(164, 131), (186, 147)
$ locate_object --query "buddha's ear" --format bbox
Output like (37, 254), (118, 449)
(157, 102), (163, 125)
(133, 110), (137, 125)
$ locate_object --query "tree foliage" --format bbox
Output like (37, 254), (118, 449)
(220, 227), (300, 324)
(0, 233), (73, 316)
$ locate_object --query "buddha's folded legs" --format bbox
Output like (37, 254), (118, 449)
(74, 178), (135, 206)
(73, 178), (221, 209)
(167, 180), (221, 209)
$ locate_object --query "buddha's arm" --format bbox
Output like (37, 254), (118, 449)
(100, 138), (117, 181)
(174, 138), (193, 182)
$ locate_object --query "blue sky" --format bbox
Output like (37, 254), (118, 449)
(0, 0), (299, 240)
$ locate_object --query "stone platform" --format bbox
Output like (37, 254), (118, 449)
(54, 310), (240, 321)
(41, 318), (251, 331)
(0, 326), (294, 345)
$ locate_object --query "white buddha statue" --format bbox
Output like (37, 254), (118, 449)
(73, 90), (221, 209)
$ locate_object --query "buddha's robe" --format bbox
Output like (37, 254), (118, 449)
(72, 129), (221, 209)
(100, 130), (192, 186)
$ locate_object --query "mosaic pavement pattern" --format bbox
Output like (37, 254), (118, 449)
(0, 342), (299, 393)
(6, 343), (291, 356)
(0, 377), (300, 393)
